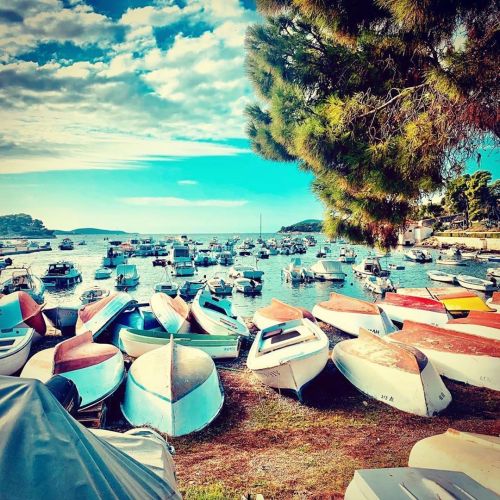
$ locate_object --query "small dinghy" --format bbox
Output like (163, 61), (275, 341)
(363, 275), (395, 295)
(456, 274), (497, 293)
(150, 292), (190, 333)
(389, 321), (500, 391)
(207, 275), (233, 295)
(445, 311), (500, 340)
(234, 277), (262, 294)
(427, 269), (457, 283)
(229, 265), (264, 281)
(191, 290), (249, 337)
(345, 467), (494, 500)
(94, 267), (112, 280)
(79, 286), (110, 305)
(486, 291), (500, 311)
(378, 292), (450, 327)
(312, 292), (396, 337)
(253, 298), (315, 330)
(122, 338), (224, 436)
(247, 318), (329, 400)
(333, 328), (451, 416)
(408, 429), (500, 495)
(21, 331), (125, 408)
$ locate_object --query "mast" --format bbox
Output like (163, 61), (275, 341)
(259, 213), (262, 239)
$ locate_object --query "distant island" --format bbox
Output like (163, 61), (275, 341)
(279, 219), (323, 233)
(0, 214), (55, 238)
(54, 227), (129, 235)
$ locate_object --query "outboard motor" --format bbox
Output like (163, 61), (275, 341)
(45, 375), (81, 416)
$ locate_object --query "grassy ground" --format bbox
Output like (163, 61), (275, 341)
(38, 323), (499, 499)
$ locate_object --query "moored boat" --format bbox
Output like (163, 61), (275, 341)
(247, 318), (329, 400)
(404, 249), (426, 263)
(207, 275), (233, 295)
(312, 292), (396, 337)
(444, 310), (500, 340)
(487, 267), (500, 279)
(116, 264), (139, 289)
(310, 259), (346, 281)
(94, 267), (112, 280)
(234, 277), (262, 294)
(363, 275), (395, 295)
(102, 247), (127, 268)
(456, 274), (497, 293)
(150, 292), (190, 333)
(333, 328), (451, 416)
(179, 279), (206, 299)
(253, 298), (316, 330)
(338, 247), (356, 264)
(0, 266), (45, 304)
(58, 238), (74, 250)
(353, 256), (390, 278)
(229, 264), (264, 281)
(427, 269), (457, 283)
(79, 286), (110, 305)
(41, 261), (82, 288)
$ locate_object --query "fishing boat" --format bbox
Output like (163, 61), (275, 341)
(433, 290), (494, 315)
(338, 247), (356, 263)
(427, 269), (457, 283)
(150, 293), (190, 333)
(444, 311), (500, 340)
(179, 279), (206, 299)
(41, 261), (82, 288)
(456, 274), (497, 293)
(102, 247), (128, 268)
(253, 299), (316, 330)
(122, 339), (224, 437)
(282, 258), (314, 283)
(438, 247), (467, 266)
(353, 256), (390, 278)
(217, 251), (234, 266)
(404, 249), (426, 263)
(172, 260), (196, 277)
(21, 331), (125, 408)
(154, 268), (179, 297)
(378, 292), (450, 327)
(0, 265), (45, 304)
(79, 286), (110, 305)
(228, 264), (264, 281)
(207, 275), (233, 296)
(191, 289), (249, 337)
(389, 321), (500, 391)
(333, 328), (451, 416)
(116, 264), (139, 289)
(312, 292), (396, 337)
(310, 259), (346, 281)
(247, 319), (329, 400)
(75, 292), (135, 338)
(408, 429), (500, 495)
(234, 277), (262, 294)
(121, 329), (241, 359)
(486, 291), (500, 311)
(94, 267), (112, 280)
(363, 275), (395, 295)
(58, 238), (74, 250)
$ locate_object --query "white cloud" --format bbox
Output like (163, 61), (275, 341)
(121, 197), (248, 207)
(178, 180), (198, 185)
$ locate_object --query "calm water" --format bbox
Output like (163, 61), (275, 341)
(13, 233), (496, 317)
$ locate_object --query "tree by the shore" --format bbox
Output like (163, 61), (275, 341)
(245, 1), (499, 247)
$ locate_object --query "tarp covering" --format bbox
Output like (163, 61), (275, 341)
(0, 376), (181, 499)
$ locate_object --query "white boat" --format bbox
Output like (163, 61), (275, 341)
(353, 257), (390, 277)
(191, 290), (249, 337)
(427, 269), (457, 283)
(116, 264), (139, 289)
(444, 311), (500, 340)
(150, 293), (190, 334)
(486, 291), (500, 312)
(389, 321), (500, 391)
(247, 319), (329, 400)
(282, 258), (314, 283)
(228, 265), (264, 281)
(378, 292), (450, 327)
(256, 248), (270, 259)
(217, 251), (234, 266)
(312, 292), (396, 337)
(122, 339), (224, 437)
(94, 268), (112, 280)
(253, 298), (316, 330)
(234, 277), (262, 294)
(363, 275), (395, 295)
(41, 261), (82, 288)
(408, 429), (500, 495)
(438, 247), (467, 266)
(172, 260), (196, 277)
(404, 249), (426, 263)
(79, 286), (110, 305)
(207, 275), (233, 295)
(478, 253), (500, 262)
(333, 328), (451, 416)
(487, 267), (500, 279)
(421, 249), (433, 262)
(338, 247), (356, 263)
(58, 238), (74, 250)
(456, 274), (497, 293)
(102, 247), (128, 268)
(153, 268), (179, 297)
(310, 259), (346, 281)
(194, 253), (217, 267)
(0, 265), (45, 304)
(21, 331), (124, 408)
(179, 279), (206, 299)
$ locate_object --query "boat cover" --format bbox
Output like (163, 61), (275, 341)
(0, 376), (180, 499)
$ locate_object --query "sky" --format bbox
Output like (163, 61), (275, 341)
(0, 0), (324, 233)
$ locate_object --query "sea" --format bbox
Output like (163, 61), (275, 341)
(12, 233), (497, 317)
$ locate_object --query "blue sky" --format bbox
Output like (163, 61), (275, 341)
(0, 1), (497, 232)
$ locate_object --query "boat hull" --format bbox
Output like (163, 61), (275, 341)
(0, 328), (33, 375)
(378, 303), (449, 327)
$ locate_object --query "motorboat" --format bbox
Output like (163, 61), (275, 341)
(179, 279), (206, 299)
(58, 238), (74, 250)
(456, 274), (497, 293)
(191, 289), (249, 337)
(253, 298), (316, 330)
(154, 268), (179, 297)
(134, 243), (154, 257)
(256, 248), (270, 259)
(234, 277), (262, 294)
(444, 311), (500, 340)
(78, 240), (86, 246)
(363, 275), (395, 295)
(194, 253), (217, 267)
(150, 293), (190, 333)
(94, 267), (112, 280)
(353, 256), (390, 278)
(282, 258), (314, 283)
(388, 263), (405, 270)
(79, 286), (110, 305)
(312, 292), (396, 337)
(333, 328), (451, 416)
(172, 260), (196, 277)
(207, 275), (233, 296)
(437, 247), (467, 266)
(408, 429), (500, 495)
(21, 331), (125, 408)
(389, 320), (500, 391)
(0, 265), (45, 304)
(378, 292), (450, 327)
(477, 253), (500, 262)
(338, 247), (356, 264)
(102, 247), (128, 268)
(217, 251), (234, 266)
(229, 265), (264, 281)
(310, 259), (346, 281)
(122, 339), (224, 437)
(404, 249), (426, 263)
(487, 267), (500, 279)
(116, 264), (139, 289)
(486, 291), (500, 311)
(247, 318), (329, 401)
(427, 269), (457, 283)
(41, 261), (82, 288)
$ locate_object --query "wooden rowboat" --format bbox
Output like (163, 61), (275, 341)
(253, 298), (316, 330)
(445, 310), (500, 340)
(150, 292), (190, 333)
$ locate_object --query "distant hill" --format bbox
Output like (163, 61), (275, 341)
(54, 227), (128, 235)
(279, 219), (323, 233)
(0, 213), (55, 238)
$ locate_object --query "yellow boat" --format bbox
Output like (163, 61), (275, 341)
(433, 290), (494, 316)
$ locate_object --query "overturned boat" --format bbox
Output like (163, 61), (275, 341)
(253, 298), (316, 330)
(332, 328), (451, 416)
(445, 310), (500, 340)
(486, 291), (500, 312)
(150, 292), (190, 333)
(122, 338), (224, 437)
